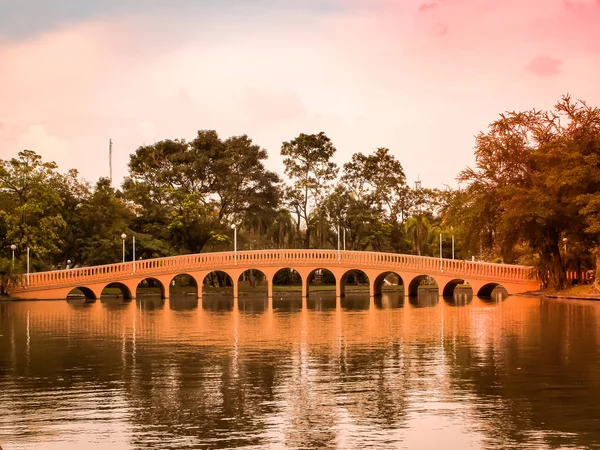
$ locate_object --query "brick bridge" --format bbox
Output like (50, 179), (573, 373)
(9, 250), (539, 301)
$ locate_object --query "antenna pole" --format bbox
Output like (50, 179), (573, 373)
(109, 139), (113, 185)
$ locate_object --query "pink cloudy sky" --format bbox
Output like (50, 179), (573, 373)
(1, 0), (599, 188)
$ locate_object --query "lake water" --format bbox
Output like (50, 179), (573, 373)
(1, 292), (600, 449)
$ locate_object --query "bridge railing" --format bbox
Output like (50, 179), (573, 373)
(19, 250), (535, 289)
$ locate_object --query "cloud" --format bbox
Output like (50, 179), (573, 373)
(1, 0), (600, 189)
(419, 3), (438, 12)
(524, 56), (563, 77)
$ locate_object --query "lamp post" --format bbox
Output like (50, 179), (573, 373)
(452, 235), (455, 260)
(337, 224), (341, 263)
(10, 244), (16, 268)
(439, 233), (443, 272)
(231, 224), (237, 265)
(121, 233), (127, 263)
(343, 227), (346, 251)
(133, 236), (136, 273)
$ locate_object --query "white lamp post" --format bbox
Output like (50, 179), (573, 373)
(337, 225), (341, 263)
(133, 236), (136, 273)
(121, 233), (127, 263)
(439, 233), (443, 272)
(10, 244), (16, 268)
(231, 224), (237, 265)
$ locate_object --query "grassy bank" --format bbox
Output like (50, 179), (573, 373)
(536, 283), (600, 300)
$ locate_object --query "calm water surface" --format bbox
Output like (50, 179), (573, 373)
(1, 292), (600, 449)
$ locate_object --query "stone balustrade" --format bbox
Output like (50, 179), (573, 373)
(22, 250), (534, 289)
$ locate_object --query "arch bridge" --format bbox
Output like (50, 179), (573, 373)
(9, 250), (539, 301)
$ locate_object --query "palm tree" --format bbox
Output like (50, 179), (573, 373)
(404, 216), (433, 256)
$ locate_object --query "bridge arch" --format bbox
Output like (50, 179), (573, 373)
(238, 268), (268, 296)
(272, 268), (302, 297)
(339, 269), (370, 298)
(307, 268), (336, 298)
(101, 282), (132, 300)
(66, 287), (96, 301)
(202, 270), (234, 296)
(373, 271), (405, 297)
(442, 279), (473, 297)
(408, 275), (439, 297)
(477, 283), (508, 301)
(136, 277), (166, 299)
(169, 273), (199, 298)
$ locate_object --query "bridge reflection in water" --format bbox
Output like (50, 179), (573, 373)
(2, 295), (600, 449)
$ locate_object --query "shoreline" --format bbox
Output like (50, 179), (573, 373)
(528, 283), (600, 301)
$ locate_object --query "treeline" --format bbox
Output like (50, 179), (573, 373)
(1, 95), (599, 289)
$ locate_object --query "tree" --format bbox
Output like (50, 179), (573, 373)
(0, 257), (22, 295)
(72, 178), (136, 265)
(322, 185), (388, 251)
(124, 131), (281, 254)
(281, 132), (338, 248)
(342, 147), (409, 222)
(457, 96), (600, 289)
(0, 150), (66, 263)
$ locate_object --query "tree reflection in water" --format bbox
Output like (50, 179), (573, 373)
(1, 296), (600, 449)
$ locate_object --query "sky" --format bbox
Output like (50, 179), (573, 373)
(1, 0), (600, 189)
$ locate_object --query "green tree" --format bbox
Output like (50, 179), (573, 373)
(281, 132), (338, 248)
(72, 178), (136, 265)
(0, 257), (22, 295)
(0, 150), (66, 262)
(342, 147), (409, 222)
(124, 131), (280, 254)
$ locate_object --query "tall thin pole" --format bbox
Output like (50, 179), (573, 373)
(109, 139), (113, 186)
(337, 225), (341, 263)
(133, 236), (136, 273)
(27, 247), (30, 286)
(122, 239), (125, 263)
(439, 233), (443, 271)
(343, 228), (346, 251)
(234, 226), (237, 265)
(452, 235), (455, 260)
